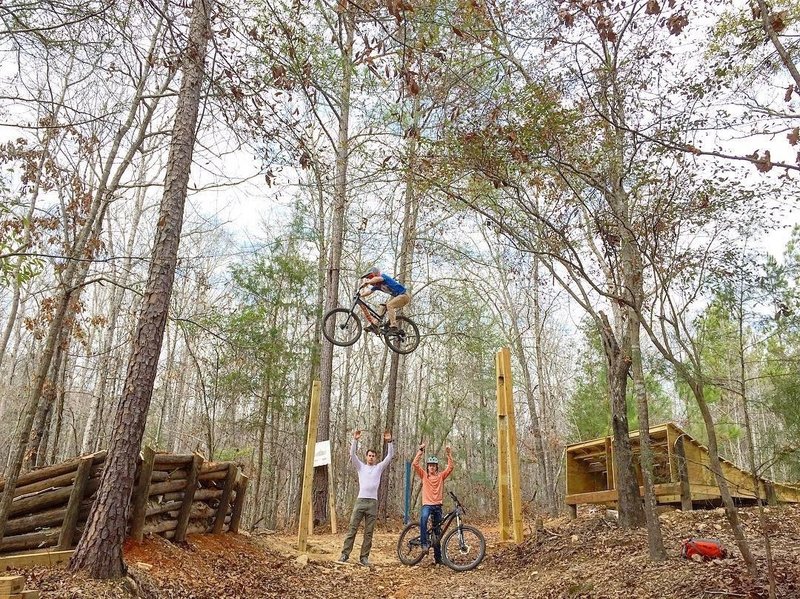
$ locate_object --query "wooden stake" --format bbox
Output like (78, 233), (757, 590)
(57, 456), (93, 550)
(229, 474), (248, 533)
(327, 461), (337, 535)
(675, 436), (692, 511)
(130, 447), (156, 542)
(212, 464), (237, 534)
(298, 380), (320, 552)
(496, 351), (511, 541)
(174, 454), (203, 542)
(501, 347), (524, 544)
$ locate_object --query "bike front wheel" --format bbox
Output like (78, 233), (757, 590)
(396, 523), (426, 566)
(322, 308), (362, 347)
(382, 316), (420, 354)
(441, 524), (485, 571)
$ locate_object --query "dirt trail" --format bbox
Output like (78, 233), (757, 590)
(8, 506), (800, 598)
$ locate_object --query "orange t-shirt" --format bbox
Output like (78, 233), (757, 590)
(413, 451), (454, 505)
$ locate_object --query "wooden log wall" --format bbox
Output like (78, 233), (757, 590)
(0, 449), (248, 555)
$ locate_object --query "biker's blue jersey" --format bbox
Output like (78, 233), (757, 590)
(373, 274), (406, 296)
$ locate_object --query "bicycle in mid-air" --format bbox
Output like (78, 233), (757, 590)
(322, 288), (421, 354)
(396, 491), (486, 571)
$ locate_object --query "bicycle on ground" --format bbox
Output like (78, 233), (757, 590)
(396, 491), (486, 571)
(322, 288), (421, 354)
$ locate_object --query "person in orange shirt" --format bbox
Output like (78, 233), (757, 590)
(412, 442), (454, 565)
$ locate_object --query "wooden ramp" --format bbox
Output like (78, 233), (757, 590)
(565, 422), (800, 510)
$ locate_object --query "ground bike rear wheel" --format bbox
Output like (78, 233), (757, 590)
(382, 315), (420, 354)
(396, 523), (426, 566)
(441, 524), (485, 571)
(322, 308), (362, 347)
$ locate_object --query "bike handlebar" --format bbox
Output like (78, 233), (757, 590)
(449, 490), (465, 513)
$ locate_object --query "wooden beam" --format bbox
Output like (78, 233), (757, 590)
(130, 447), (156, 542)
(501, 347), (524, 544)
(298, 380), (320, 552)
(0, 550), (73, 571)
(229, 474), (248, 534)
(57, 456), (93, 550)
(174, 454), (203, 542)
(327, 461), (337, 535)
(212, 464), (237, 534)
(495, 351), (511, 541)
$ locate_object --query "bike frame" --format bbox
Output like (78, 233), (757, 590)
(343, 292), (385, 328)
(425, 493), (465, 545)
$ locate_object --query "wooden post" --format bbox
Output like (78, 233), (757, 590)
(57, 456), (93, 550)
(765, 481), (778, 507)
(174, 454), (203, 542)
(496, 351), (511, 541)
(327, 461), (337, 535)
(229, 473), (248, 533)
(675, 436), (692, 511)
(130, 447), (156, 542)
(212, 464), (237, 534)
(568, 504), (577, 520)
(501, 347), (524, 544)
(298, 380), (320, 552)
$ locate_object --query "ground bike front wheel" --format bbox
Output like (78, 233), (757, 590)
(322, 308), (362, 347)
(441, 524), (486, 571)
(396, 523), (426, 566)
(382, 315), (421, 354)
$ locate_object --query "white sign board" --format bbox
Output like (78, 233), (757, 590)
(313, 440), (331, 467)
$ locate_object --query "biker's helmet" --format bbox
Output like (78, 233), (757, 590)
(426, 456), (439, 466)
(362, 266), (380, 278)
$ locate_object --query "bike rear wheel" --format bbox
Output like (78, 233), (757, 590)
(396, 523), (426, 566)
(382, 315), (420, 354)
(441, 524), (485, 571)
(322, 308), (362, 347)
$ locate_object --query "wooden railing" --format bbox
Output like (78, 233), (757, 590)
(0, 448), (249, 554)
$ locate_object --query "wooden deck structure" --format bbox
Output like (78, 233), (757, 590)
(565, 422), (800, 512)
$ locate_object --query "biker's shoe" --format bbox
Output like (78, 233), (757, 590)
(359, 557), (371, 567)
(363, 324), (377, 333)
(338, 554), (348, 562)
(420, 542), (430, 552)
(386, 325), (400, 334)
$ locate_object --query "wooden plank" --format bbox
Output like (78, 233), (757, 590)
(130, 447), (156, 542)
(0, 550), (73, 571)
(150, 470), (187, 483)
(212, 464), (237, 534)
(495, 351), (511, 541)
(174, 455), (203, 543)
(229, 474), (248, 534)
(0, 451), (106, 494)
(10, 479), (100, 517)
(57, 456), (93, 550)
(0, 576), (24, 594)
(297, 381), (320, 552)
(501, 347), (524, 544)
(152, 454), (195, 467)
(0, 530), (60, 553)
(148, 480), (187, 496)
(22, 590), (41, 599)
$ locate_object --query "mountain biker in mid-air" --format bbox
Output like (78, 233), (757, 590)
(359, 267), (411, 333)
(412, 442), (454, 565)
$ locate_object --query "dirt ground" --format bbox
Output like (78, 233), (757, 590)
(8, 505), (800, 598)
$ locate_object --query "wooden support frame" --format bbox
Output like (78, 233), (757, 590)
(57, 456), (93, 550)
(326, 459), (337, 535)
(212, 464), (238, 534)
(298, 380), (321, 553)
(174, 454), (204, 542)
(130, 447), (156, 542)
(674, 435), (692, 511)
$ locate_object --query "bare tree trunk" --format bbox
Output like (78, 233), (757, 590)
(70, 0), (212, 578)
(598, 313), (645, 529)
(314, 2), (355, 525)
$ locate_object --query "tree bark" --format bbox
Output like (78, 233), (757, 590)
(69, 0), (212, 578)
(313, 1), (355, 525)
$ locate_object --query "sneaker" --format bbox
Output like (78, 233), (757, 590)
(359, 557), (371, 566)
(338, 554), (348, 562)
(386, 325), (400, 334)
(363, 324), (377, 333)
(420, 542), (430, 552)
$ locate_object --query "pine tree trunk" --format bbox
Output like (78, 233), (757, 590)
(69, 0), (212, 578)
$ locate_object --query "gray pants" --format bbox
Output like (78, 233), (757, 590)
(341, 498), (377, 559)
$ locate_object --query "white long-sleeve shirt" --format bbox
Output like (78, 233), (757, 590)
(350, 439), (395, 500)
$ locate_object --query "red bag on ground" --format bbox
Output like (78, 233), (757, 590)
(681, 538), (728, 561)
